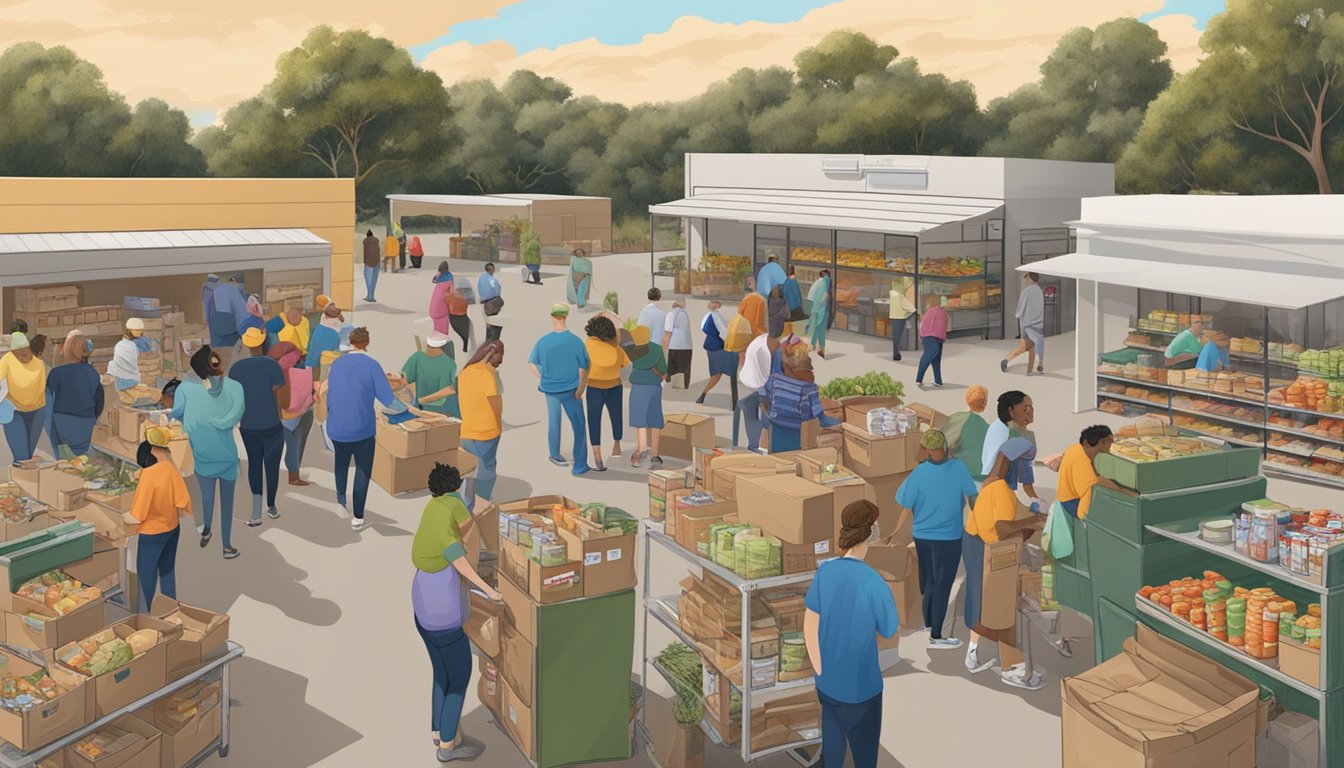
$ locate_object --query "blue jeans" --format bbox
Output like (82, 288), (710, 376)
(50, 413), (96, 457)
(545, 392), (589, 474)
(770, 423), (802, 453)
(282, 412), (314, 473)
(915, 537), (962, 640)
(819, 691), (882, 768)
(334, 436), (375, 519)
(137, 527), (179, 613)
(363, 265), (379, 300)
(196, 475), (236, 550)
(3, 408), (44, 462)
(733, 389), (764, 451)
(916, 336), (943, 385)
(460, 437), (499, 506)
(415, 621), (472, 741)
(890, 317), (907, 360)
(240, 426), (283, 513)
(585, 385), (624, 446)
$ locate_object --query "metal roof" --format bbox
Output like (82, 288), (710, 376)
(385, 194), (533, 208)
(0, 228), (327, 255)
(648, 190), (1003, 236)
(491, 193), (609, 202)
(1073, 194), (1344, 240)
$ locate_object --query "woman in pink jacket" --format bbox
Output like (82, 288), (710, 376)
(917, 296), (950, 388)
(429, 261), (454, 337)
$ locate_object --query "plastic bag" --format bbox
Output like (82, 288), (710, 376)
(1043, 500), (1073, 559)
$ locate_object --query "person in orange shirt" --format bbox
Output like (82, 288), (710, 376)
(456, 340), (504, 514)
(738, 277), (767, 338)
(127, 428), (192, 611)
(1049, 425), (1122, 520)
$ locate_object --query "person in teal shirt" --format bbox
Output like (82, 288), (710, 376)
(1164, 316), (1206, 368)
(527, 304), (590, 475)
(171, 346), (245, 560)
(402, 332), (460, 418)
(804, 499), (896, 768)
(806, 269), (831, 357)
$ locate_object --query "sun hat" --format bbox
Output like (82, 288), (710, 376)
(125, 318), (145, 332)
(550, 303), (570, 318)
(427, 331), (450, 348)
(8, 332), (29, 351)
(921, 429), (947, 451)
(145, 426), (173, 448)
(241, 327), (267, 348)
(315, 294), (330, 310)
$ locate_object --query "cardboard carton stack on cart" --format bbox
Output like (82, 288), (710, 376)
(371, 408), (475, 495)
(465, 495), (637, 767)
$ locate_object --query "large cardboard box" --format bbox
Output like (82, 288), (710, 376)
(497, 575), (536, 644)
(979, 539), (1021, 631)
(74, 502), (138, 542)
(150, 597), (229, 681)
(39, 466), (87, 513)
(674, 498), (737, 556)
(887, 545), (925, 632)
(557, 527), (635, 598)
(500, 623), (534, 707)
(863, 534), (911, 582)
(840, 397), (904, 430)
(648, 469), (688, 523)
(1061, 624), (1262, 768)
(660, 413), (715, 461)
(65, 713), (162, 768)
(371, 448), (475, 496)
(865, 474), (912, 543)
(779, 539), (834, 574)
(374, 411), (462, 459)
(142, 680), (221, 768)
(477, 659), (501, 720)
(701, 452), (793, 497)
(842, 423), (918, 479)
(0, 647), (92, 752)
(735, 475), (833, 546)
(53, 616), (181, 717)
(823, 477), (870, 541)
(1277, 638), (1320, 689)
(907, 402), (949, 430)
(5, 545), (120, 653)
(501, 677), (535, 760)
(464, 589), (502, 658)
(711, 464), (791, 502)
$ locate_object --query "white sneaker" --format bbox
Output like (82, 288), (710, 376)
(196, 524), (205, 535)
(337, 502), (350, 519)
(351, 518), (365, 531)
(928, 638), (964, 650)
(1001, 668), (1046, 691)
(965, 648), (996, 674)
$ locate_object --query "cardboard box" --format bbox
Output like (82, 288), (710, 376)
(711, 465), (791, 502)
(701, 452), (793, 497)
(115, 410), (144, 446)
(557, 527), (635, 598)
(660, 413), (715, 461)
(4, 596), (107, 656)
(150, 597), (229, 681)
(888, 547), (925, 632)
(1061, 624), (1262, 768)
(1278, 638), (1320, 689)
(9, 461), (46, 497)
(779, 539), (834, 574)
(500, 622), (534, 707)
(53, 616), (181, 717)
(648, 469), (688, 523)
(979, 539), (1021, 631)
(74, 501), (138, 542)
(39, 466), (87, 513)
(674, 498), (737, 555)
(65, 713), (162, 768)
(866, 474), (912, 543)
(497, 575), (536, 644)
(824, 478), (870, 541)
(477, 660), (501, 719)
(499, 539), (531, 594)
(370, 448), (471, 495)
(464, 589), (502, 658)
(0, 509), (52, 542)
(1258, 711), (1318, 768)
(142, 681), (220, 768)
(735, 475), (833, 546)
(842, 423), (918, 479)
(840, 397), (904, 430)
(0, 647), (92, 752)
(863, 534), (911, 581)
(501, 677), (535, 760)
(85, 490), (135, 515)
(907, 402), (949, 429)
(527, 556), (583, 605)
(374, 417), (427, 459)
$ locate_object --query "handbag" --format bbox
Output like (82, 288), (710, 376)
(1042, 500), (1074, 559)
(483, 296), (504, 316)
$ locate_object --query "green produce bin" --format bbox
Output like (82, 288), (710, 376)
(1093, 596), (1137, 665)
(1087, 476), (1266, 546)
(1086, 524), (1190, 610)
(1094, 441), (1261, 494)
(0, 521), (95, 591)
(536, 589), (635, 768)
(1054, 562), (1093, 618)
(1098, 348), (1144, 365)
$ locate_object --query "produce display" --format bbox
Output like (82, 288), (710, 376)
(60, 628), (161, 677)
(1107, 435), (1217, 463)
(917, 257), (984, 277)
(794, 246), (840, 265)
(0, 670), (62, 713)
(116, 384), (160, 408)
(1266, 451), (1344, 477)
(1270, 377), (1344, 414)
(657, 255), (685, 274)
(1171, 414), (1259, 443)
(1297, 348), (1344, 378)
(15, 571), (103, 617)
(698, 252), (751, 273)
(1137, 310), (1213, 334)
(818, 371), (904, 400)
(0, 483), (45, 523)
(1139, 571), (1323, 661)
(656, 642), (702, 701)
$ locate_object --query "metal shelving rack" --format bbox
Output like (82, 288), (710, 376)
(636, 522), (821, 766)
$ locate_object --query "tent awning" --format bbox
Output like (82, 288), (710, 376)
(1018, 252), (1344, 310)
(648, 191), (1002, 236)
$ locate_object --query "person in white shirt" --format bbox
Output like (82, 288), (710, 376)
(696, 301), (738, 408)
(663, 298), (693, 389)
(1002, 272), (1046, 375)
(733, 333), (773, 452)
(636, 288), (667, 354)
(109, 318), (152, 391)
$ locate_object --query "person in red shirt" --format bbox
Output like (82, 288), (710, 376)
(917, 296), (950, 388)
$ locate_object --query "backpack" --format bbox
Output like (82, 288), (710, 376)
(766, 378), (810, 431)
(723, 314), (754, 352)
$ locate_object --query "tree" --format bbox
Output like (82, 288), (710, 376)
(814, 60), (984, 155)
(194, 96), (310, 178)
(794, 30), (898, 91)
(109, 99), (207, 177)
(981, 18), (1172, 163)
(1198, 0), (1344, 193)
(269, 27), (452, 186)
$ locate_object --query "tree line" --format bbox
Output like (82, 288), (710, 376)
(0, 0), (1340, 222)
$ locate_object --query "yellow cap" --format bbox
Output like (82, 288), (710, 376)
(242, 327), (267, 348)
(145, 426), (172, 448)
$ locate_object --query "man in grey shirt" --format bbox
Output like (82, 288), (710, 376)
(1002, 272), (1045, 375)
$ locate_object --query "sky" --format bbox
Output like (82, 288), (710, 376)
(0, 0), (1226, 127)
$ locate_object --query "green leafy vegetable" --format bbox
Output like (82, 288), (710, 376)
(819, 371), (905, 401)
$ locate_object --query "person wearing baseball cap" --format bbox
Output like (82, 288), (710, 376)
(401, 330), (459, 418)
(527, 303), (591, 475)
(0, 331), (49, 462)
(172, 345), (245, 559)
(130, 427), (192, 609)
(895, 427), (979, 651)
(230, 326), (286, 527)
(108, 317), (151, 392)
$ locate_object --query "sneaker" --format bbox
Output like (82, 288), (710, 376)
(222, 547), (240, 560)
(199, 530), (213, 548)
(268, 507), (280, 520)
(928, 638), (964, 650)
(196, 524), (205, 535)
(1000, 359), (1008, 372)
(965, 649), (996, 674)
(351, 518), (366, 531)
(436, 743), (483, 762)
(1001, 668), (1046, 691)
(337, 499), (350, 519)
(548, 456), (569, 467)
(650, 456), (664, 468)
(695, 394), (706, 404)
(245, 519), (263, 528)
(592, 462), (607, 472)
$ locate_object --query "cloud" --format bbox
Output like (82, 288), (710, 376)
(423, 0), (1205, 107)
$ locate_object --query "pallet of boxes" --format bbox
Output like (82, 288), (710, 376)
(464, 496), (637, 768)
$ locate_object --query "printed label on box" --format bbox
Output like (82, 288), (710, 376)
(814, 541), (831, 555)
(606, 548), (623, 561)
(542, 571), (578, 589)
(584, 552), (602, 566)
(509, 704), (517, 723)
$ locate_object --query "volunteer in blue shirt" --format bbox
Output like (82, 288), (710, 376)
(527, 304), (591, 476)
(229, 328), (286, 526)
(46, 331), (105, 456)
(756, 254), (787, 298)
(326, 327), (407, 531)
(804, 500), (898, 768)
(896, 428), (979, 649)
(477, 262), (503, 342)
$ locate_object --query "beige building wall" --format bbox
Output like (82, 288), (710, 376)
(389, 200), (530, 240)
(0, 178), (356, 308)
(530, 198), (612, 247)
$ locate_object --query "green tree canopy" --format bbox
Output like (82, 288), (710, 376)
(794, 30), (899, 91)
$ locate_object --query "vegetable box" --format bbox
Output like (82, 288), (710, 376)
(1094, 437), (1261, 493)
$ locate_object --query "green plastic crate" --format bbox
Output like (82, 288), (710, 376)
(1094, 441), (1262, 494)
(1087, 476), (1266, 547)
(1055, 562), (1093, 618)
(1099, 348), (1144, 365)
(1094, 596), (1137, 665)
(0, 521), (95, 590)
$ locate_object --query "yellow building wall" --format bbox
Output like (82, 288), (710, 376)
(0, 178), (357, 308)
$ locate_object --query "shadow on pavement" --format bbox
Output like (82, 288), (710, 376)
(225, 656), (361, 767)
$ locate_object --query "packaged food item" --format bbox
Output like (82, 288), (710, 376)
(1234, 515), (1250, 555)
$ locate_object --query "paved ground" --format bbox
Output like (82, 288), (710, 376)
(9, 247), (1324, 767)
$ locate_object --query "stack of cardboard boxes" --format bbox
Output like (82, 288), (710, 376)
(372, 409), (475, 495)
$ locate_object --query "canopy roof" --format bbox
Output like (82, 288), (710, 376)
(649, 190), (1002, 236)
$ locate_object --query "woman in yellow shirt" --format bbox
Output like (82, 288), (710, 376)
(583, 314), (628, 472)
(0, 332), (50, 462)
(128, 428), (192, 610)
(962, 438), (1045, 688)
(1051, 425), (1122, 520)
(456, 341), (504, 514)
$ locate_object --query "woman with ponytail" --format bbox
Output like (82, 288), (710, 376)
(803, 500), (897, 768)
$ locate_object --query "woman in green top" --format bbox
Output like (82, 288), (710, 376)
(402, 331), (460, 418)
(949, 385), (992, 480)
(626, 325), (667, 468)
(411, 463), (500, 763)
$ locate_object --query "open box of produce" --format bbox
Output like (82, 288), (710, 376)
(52, 616), (182, 717)
(1094, 425), (1261, 493)
(0, 522), (96, 609)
